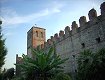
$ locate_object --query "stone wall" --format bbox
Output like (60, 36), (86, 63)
(44, 2), (105, 74)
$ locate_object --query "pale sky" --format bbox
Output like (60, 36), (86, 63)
(0, 0), (104, 69)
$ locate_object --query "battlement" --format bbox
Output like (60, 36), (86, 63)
(35, 2), (105, 50)
(44, 2), (105, 47)
(100, 2), (105, 15)
(79, 16), (87, 27)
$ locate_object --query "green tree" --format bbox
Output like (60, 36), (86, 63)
(77, 48), (105, 80)
(5, 68), (14, 80)
(52, 72), (72, 80)
(0, 68), (14, 80)
(0, 20), (7, 71)
(16, 47), (68, 80)
(0, 20), (7, 75)
(0, 68), (7, 80)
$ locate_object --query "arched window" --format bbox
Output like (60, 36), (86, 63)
(41, 32), (43, 38)
(36, 31), (38, 37)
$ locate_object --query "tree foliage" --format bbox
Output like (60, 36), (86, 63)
(51, 72), (72, 80)
(0, 68), (6, 80)
(0, 20), (7, 72)
(77, 48), (105, 80)
(16, 47), (69, 80)
(1, 68), (14, 80)
(6, 68), (14, 80)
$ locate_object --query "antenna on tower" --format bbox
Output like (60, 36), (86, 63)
(35, 24), (37, 27)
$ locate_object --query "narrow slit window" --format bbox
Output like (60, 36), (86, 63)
(36, 31), (38, 37)
(75, 70), (77, 72)
(96, 37), (100, 43)
(41, 32), (43, 38)
(81, 43), (85, 48)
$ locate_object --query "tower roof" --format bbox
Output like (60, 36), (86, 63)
(27, 26), (46, 33)
(32, 26), (46, 30)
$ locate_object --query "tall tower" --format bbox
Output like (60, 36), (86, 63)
(27, 26), (46, 57)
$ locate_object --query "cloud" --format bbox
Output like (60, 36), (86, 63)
(0, 0), (8, 3)
(1, 8), (49, 26)
(5, 32), (13, 36)
(0, 1), (64, 27)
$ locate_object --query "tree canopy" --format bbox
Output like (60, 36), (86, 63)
(77, 48), (105, 80)
(16, 47), (69, 80)
(0, 20), (7, 72)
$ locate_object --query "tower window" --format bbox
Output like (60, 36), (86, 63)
(41, 32), (43, 38)
(36, 31), (38, 37)
(81, 43), (85, 48)
(41, 44), (43, 48)
(96, 37), (100, 43)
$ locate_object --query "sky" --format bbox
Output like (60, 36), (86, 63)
(0, 0), (104, 69)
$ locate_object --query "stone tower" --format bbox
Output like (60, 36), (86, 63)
(27, 26), (46, 57)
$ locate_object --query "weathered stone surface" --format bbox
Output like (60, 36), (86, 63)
(44, 3), (105, 75)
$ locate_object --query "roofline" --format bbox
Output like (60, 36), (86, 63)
(27, 26), (46, 33)
(33, 26), (46, 30)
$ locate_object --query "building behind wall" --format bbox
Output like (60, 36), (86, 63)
(16, 54), (23, 76)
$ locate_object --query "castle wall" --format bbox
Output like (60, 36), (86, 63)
(21, 1), (105, 79)
(45, 2), (105, 74)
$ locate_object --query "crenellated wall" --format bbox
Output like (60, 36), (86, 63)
(15, 1), (105, 78)
(43, 2), (105, 74)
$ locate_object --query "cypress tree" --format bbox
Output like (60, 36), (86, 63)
(0, 20), (7, 72)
